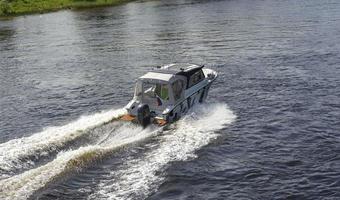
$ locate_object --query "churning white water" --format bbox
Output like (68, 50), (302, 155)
(0, 103), (235, 200)
(89, 103), (236, 200)
(0, 108), (126, 178)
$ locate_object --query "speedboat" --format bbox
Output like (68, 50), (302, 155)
(121, 63), (217, 127)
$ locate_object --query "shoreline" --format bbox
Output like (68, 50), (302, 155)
(0, 0), (133, 18)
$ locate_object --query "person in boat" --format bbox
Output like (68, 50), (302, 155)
(143, 83), (169, 106)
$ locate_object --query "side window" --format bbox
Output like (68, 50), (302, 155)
(142, 83), (169, 101)
(189, 70), (204, 87)
(172, 80), (184, 101)
(155, 84), (169, 101)
(160, 85), (169, 100)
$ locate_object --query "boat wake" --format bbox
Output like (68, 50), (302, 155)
(0, 124), (160, 200)
(0, 103), (236, 200)
(88, 103), (236, 200)
(0, 108), (126, 179)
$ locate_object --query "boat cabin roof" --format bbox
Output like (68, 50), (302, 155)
(138, 63), (204, 84)
(139, 72), (175, 82)
(154, 63), (204, 77)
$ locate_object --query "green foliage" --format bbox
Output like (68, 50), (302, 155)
(0, 1), (13, 15)
(0, 0), (131, 16)
(73, 0), (96, 2)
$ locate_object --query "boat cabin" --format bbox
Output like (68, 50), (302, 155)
(128, 64), (206, 115)
(124, 63), (217, 127)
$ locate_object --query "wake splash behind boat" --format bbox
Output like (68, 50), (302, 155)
(0, 108), (127, 179)
(0, 103), (236, 200)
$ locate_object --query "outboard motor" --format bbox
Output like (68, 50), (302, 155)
(137, 104), (151, 128)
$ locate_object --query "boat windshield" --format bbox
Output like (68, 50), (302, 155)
(134, 81), (170, 107)
(142, 82), (169, 101)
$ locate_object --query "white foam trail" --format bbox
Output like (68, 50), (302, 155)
(0, 123), (160, 200)
(0, 103), (236, 200)
(0, 146), (100, 200)
(0, 108), (126, 178)
(89, 103), (236, 200)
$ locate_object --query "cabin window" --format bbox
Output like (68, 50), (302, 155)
(188, 70), (204, 88)
(172, 80), (184, 101)
(155, 84), (169, 101)
(143, 83), (169, 101)
(134, 82), (143, 97)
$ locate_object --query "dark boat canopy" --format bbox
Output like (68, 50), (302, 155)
(153, 63), (204, 78)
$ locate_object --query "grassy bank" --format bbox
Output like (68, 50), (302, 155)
(0, 0), (132, 17)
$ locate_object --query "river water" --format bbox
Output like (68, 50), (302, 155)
(1, 0), (340, 199)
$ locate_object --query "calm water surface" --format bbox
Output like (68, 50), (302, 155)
(1, 0), (340, 199)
